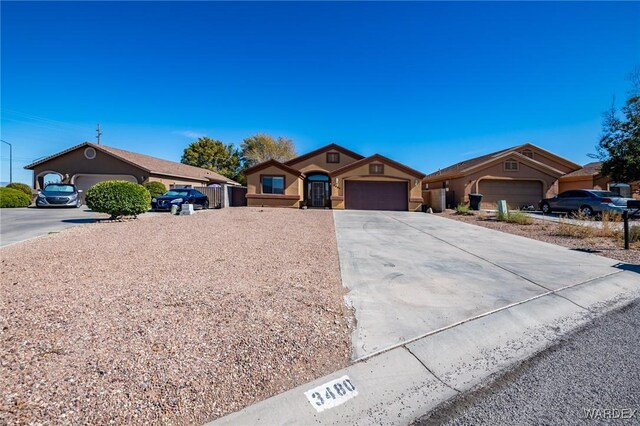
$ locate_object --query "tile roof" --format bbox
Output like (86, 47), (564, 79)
(329, 153), (425, 178)
(243, 158), (305, 177)
(425, 143), (580, 179)
(561, 162), (603, 178)
(284, 143), (365, 166)
(425, 145), (525, 178)
(25, 142), (239, 185)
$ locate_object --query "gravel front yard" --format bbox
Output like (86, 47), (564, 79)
(0, 208), (352, 425)
(439, 210), (640, 264)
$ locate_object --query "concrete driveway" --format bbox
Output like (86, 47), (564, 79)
(334, 210), (631, 360)
(0, 207), (107, 247)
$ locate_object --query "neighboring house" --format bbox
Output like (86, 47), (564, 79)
(558, 161), (635, 197)
(424, 143), (582, 209)
(244, 143), (425, 211)
(24, 141), (240, 193)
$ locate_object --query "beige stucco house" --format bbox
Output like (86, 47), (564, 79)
(559, 161), (638, 198)
(24, 141), (239, 192)
(424, 143), (582, 209)
(244, 143), (425, 211)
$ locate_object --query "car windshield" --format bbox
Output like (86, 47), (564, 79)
(44, 184), (75, 193)
(590, 191), (620, 198)
(163, 190), (190, 197)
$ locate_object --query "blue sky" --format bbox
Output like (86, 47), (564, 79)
(1, 1), (639, 185)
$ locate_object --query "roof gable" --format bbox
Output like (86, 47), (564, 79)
(517, 143), (582, 171)
(25, 142), (239, 185)
(463, 151), (566, 177)
(330, 154), (425, 179)
(284, 143), (364, 167)
(243, 159), (305, 177)
(425, 142), (580, 180)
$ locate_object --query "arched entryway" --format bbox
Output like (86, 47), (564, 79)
(35, 171), (64, 190)
(304, 172), (331, 208)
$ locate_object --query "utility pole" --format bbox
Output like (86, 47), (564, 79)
(96, 123), (102, 145)
(0, 139), (12, 183)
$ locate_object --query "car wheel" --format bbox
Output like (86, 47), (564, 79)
(203, 200), (209, 210)
(541, 203), (551, 214)
(579, 205), (594, 217)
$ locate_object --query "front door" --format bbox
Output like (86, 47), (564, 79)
(311, 182), (326, 207)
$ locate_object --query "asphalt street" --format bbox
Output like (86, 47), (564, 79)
(0, 207), (180, 247)
(0, 207), (106, 247)
(414, 299), (640, 426)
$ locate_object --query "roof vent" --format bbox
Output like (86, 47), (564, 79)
(84, 147), (97, 160)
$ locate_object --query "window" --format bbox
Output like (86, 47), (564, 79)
(262, 176), (285, 194)
(326, 152), (340, 163)
(559, 190), (583, 198)
(504, 160), (519, 171)
(369, 163), (384, 174)
(521, 149), (534, 159)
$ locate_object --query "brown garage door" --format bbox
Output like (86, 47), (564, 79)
(478, 180), (543, 209)
(344, 181), (408, 211)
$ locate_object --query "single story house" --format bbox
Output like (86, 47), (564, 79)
(558, 161), (635, 197)
(24, 141), (240, 192)
(244, 143), (425, 211)
(423, 143), (582, 209)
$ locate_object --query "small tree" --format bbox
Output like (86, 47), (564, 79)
(181, 137), (242, 182)
(597, 69), (640, 183)
(86, 181), (151, 219)
(240, 134), (296, 168)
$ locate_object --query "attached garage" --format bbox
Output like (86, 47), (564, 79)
(478, 179), (543, 209)
(344, 181), (408, 211)
(73, 174), (138, 193)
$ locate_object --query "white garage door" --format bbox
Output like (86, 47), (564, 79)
(478, 180), (543, 209)
(73, 174), (138, 194)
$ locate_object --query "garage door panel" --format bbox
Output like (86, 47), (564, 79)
(478, 180), (542, 209)
(73, 174), (138, 193)
(345, 181), (408, 211)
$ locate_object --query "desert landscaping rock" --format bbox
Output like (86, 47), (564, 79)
(0, 208), (352, 425)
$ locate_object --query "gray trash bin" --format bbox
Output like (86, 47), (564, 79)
(469, 193), (482, 210)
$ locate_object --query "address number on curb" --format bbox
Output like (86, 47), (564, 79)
(304, 375), (358, 413)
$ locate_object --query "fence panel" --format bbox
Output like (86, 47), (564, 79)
(193, 186), (224, 208)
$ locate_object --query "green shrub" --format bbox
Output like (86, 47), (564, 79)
(143, 181), (167, 198)
(0, 187), (31, 208)
(6, 182), (34, 199)
(497, 209), (533, 225)
(85, 180), (151, 219)
(505, 210), (533, 225)
(454, 203), (473, 215)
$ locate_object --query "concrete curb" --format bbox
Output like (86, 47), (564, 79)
(206, 270), (640, 425)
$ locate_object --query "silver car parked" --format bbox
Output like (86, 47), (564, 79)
(35, 183), (83, 208)
(540, 189), (634, 216)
